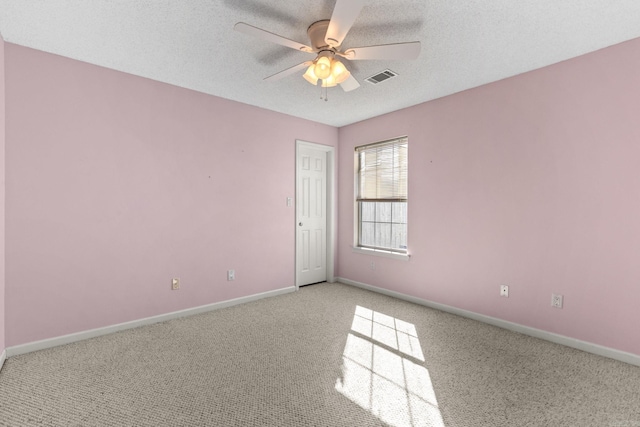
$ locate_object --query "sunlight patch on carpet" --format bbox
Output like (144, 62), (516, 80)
(335, 306), (445, 427)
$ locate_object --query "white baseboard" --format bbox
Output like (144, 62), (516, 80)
(6, 286), (296, 358)
(337, 277), (640, 367)
(0, 349), (6, 372)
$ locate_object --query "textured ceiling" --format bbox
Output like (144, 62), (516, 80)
(1, 0), (639, 127)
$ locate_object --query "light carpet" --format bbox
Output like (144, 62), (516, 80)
(1, 282), (639, 426)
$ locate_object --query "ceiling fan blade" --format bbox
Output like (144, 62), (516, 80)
(235, 22), (313, 52)
(343, 41), (421, 60)
(340, 74), (360, 92)
(324, 0), (365, 47)
(264, 61), (313, 82)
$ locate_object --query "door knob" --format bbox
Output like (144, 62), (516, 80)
(299, 222), (303, 226)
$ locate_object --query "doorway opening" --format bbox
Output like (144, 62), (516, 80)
(295, 140), (335, 288)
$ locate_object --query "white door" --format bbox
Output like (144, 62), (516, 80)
(296, 143), (327, 286)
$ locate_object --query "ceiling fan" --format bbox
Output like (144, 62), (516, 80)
(234, 0), (421, 94)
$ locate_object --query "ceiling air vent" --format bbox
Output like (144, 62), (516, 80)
(365, 69), (398, 85)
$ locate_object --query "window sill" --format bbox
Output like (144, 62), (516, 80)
(351, 246), (410, 261)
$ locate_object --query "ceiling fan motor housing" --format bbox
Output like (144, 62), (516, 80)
(307, 20), (334, 51)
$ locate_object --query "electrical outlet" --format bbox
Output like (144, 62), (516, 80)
(551, 293), (563, 309)
(171, 278), (180, 290)
(370, 261), (376, 270)
(227, 270), (235, 281)
(500, 284), (509, 297)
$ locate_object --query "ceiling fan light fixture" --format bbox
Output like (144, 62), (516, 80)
(331, 59), (350, 83)
(314, 56), (332, 80)
(303, 65), (319, 85)
(321, 73), (338, 88)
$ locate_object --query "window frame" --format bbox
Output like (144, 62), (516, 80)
(353, 136), (409, 260)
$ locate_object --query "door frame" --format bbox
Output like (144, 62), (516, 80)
(295, 140), (336, 289)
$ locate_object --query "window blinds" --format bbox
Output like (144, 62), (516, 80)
(356, 137), (408, 201)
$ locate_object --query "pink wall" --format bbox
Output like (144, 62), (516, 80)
(4, 35), (640, 357)
(4, 44), (337, 347)
(338, 38), (640, 356)
(0, 35), (5, 354)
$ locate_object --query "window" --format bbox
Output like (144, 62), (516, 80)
(356, 137), (408, 254)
